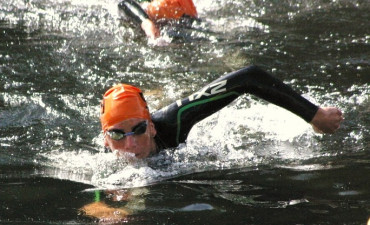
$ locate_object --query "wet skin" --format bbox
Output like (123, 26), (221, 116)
(104, 118), (157, 159)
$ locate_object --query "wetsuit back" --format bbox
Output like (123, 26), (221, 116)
(151, 66), (318, 150)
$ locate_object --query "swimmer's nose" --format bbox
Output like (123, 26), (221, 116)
(123, 135), (137, 151)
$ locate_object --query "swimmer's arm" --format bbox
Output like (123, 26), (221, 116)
(141, 19), (160, 39)
(153, 66), (343, 148)
(118, 0), (149, 24)
(211, 66), (343, 133)
(118, 0), (159, 39)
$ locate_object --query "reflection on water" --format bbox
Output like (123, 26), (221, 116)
(0, 0), (369, 224)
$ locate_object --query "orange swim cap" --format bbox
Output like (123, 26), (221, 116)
(100, 84), (151, 131)
(146, 0), (197, 20)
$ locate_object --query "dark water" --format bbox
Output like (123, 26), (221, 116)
(0, 0), (369, 224)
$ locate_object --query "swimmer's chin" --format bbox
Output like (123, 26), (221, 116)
(113, 150), (148, 161)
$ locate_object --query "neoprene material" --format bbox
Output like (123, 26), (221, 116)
(118, 0), (150, 24)
(152, 66), (319, 150)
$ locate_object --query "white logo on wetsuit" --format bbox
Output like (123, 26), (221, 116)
(176, 80), (227, 107)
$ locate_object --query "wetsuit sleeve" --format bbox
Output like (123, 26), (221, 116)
(151, 65), (319, 149)
(118, 0), (149, 24)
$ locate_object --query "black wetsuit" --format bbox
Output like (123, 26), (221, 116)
(118, 0), (150, 25)
(151, 66), (318, 151)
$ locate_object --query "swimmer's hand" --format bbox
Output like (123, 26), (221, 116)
(81, 202), (130, 222)
(141, 18), (160, 39)
(310, 107), (344, 134)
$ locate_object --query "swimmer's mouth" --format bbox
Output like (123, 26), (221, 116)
(134, 153), (144, 159)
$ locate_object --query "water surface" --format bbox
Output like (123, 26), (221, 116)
(0, 0), (369, 224)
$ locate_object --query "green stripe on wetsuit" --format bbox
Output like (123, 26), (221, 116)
(95, 190), (100, 202)
(176, 91), (240, 144)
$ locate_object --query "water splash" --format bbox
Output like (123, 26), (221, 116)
(1, 0), (368, 190)
(37, 94), (332, 189)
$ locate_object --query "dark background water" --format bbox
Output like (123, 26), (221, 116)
(0, 0), (369, 224)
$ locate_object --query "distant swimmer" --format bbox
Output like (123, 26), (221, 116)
(100, 65), (344, 158)
(118, 0), (198, 39)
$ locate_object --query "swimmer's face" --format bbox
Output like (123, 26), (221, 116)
(104, 118), (157, 159)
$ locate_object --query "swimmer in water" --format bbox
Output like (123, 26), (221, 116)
(82, 65), (344, 221)
(117, 0), (198, 39)
(100, 65), (344, 158)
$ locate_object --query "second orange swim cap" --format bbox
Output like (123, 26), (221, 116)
(100, 84), (151, 131)
(146, 0), (197, 20)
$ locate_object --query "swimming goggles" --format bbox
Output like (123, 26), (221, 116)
(106, 121), (148, 141)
